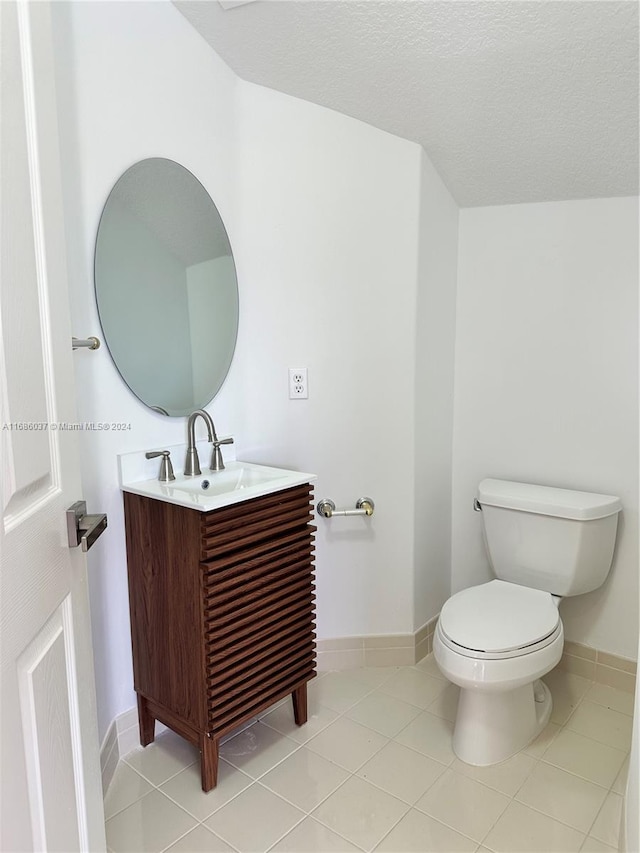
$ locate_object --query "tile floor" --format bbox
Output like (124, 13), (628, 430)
(104, 656), (634, 853)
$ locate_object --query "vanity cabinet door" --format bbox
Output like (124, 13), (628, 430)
(199, 485), (316, 739)
(124, 483), (317, 791)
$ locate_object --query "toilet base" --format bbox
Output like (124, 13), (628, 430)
(453, 679), (552, 766)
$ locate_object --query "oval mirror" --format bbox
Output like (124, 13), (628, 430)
(94, 158), (239, 416)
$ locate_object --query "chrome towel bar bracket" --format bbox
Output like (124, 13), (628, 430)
(72, 336), (101, 350)
(317, 497), (375, 519)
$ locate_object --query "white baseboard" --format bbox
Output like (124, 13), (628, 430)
(99, 706), (166, 795)
(316, 616), (439, 671)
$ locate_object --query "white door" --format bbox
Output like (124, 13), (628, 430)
(0, 1), (106, 850)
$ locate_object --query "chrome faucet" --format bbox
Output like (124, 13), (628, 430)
(184, 409), (234, 475)
(184, 409), (214, 476)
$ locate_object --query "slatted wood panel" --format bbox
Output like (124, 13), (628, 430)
(201, 485), (316, 737)
(124, 483), (316, 789)
(200, 486), (314, 560)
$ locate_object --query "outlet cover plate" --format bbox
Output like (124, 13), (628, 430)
(288, 367), (308, 399)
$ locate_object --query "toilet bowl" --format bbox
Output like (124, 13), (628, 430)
(433, 478), (621, 768)
(433, 579), (564, 765)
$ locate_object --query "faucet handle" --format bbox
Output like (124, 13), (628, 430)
(209, 437), (234, 472)
(145, 450), (175, 482)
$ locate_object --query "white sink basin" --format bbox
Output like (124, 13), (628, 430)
(170, 465), (285, 495)
(121, 460), (316, 512)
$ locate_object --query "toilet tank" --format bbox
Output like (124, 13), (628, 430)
(478, 479), (622, 597)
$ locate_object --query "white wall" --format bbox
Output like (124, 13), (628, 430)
(413, 150), (459, 630)
(52, 0), (242, 740)
(53, 0), (426, 740)
(232, 82), (421, 639)
(452, 197), (639, 659)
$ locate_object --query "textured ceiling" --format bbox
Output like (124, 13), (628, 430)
(174, 0), (639, 207)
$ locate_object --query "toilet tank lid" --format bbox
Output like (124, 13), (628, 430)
(478, 479), (622, 520)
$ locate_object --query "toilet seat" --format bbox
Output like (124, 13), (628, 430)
(438, 580), (561, 660)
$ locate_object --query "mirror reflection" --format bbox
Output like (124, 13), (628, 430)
(94, 158), (239, 416)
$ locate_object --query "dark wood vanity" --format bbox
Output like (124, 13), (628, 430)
(123, 483), (316, 791)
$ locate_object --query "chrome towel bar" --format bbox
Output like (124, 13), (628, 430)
(317, 497), (375, 519)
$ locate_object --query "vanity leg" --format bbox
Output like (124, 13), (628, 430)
(200, 733), (219, 792)
(292, 683), (308, 725)
(137, 694), (155, 746)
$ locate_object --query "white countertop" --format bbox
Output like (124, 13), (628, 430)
(119, 444), (316, 512)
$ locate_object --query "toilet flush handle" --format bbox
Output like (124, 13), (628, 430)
(473, 498), (483, 512)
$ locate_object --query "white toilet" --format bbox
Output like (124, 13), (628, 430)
(434, 478), (621, 766)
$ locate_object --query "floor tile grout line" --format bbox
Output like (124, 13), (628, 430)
(308, 731), (394, 776)
(120, 754), (158, 784)
(260, 692), (564, 807)
(359, 800), (413, 852)
(509, 789), (603, 839)
(307, 706), (457, 771)
(220, 723), (306, 779)
(222, 710), (395, 794)
(476, 795), (511, 850)
(255, 772), (353, 819)
(308, 664), (429, 712)
(154, 770), (253, 826)
(305, 781), (407, 853)
(309, 734), (412, 841)
(261, 811), (320, 853)
(372, 800), (480, 853)
(105, 756), (182, 824)
(259, 706), (338, 743)
(158, 821), (234, 853)
(104, 786), (202, 852)
(345, 687), (426, 725)
(538, 716), (631, 756)
(107, 662), (630, 853)
(258, 673), (453, 760)
(388, 732), (455, 767)
(259, 773), (368, 853)
(196, 776), (271, 829)
(116, 750), (261, 827)
(103, 785), (157, 823)
(538, 751), (628, 793)
(257, 716), (454, 814)
(352, 756), (449, 809)
(123, 701), (568, 806)
(563, 717), (634, 751)
(201, 783), (304, 853)
(417, 763), (521, 813)
(389, 711), (602, 844)
(415, 796), (505, 849)
(221, 738), (358, 814)
(506, 752), (543, 802)
(583, 685), (636, 716)
(413, 760), (519, 847)
(121, 751), (200, 789)
(374, 680), (451, 710)
(583, 788), (624, 846)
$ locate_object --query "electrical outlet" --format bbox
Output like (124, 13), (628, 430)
(288, 367), (308, 399)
